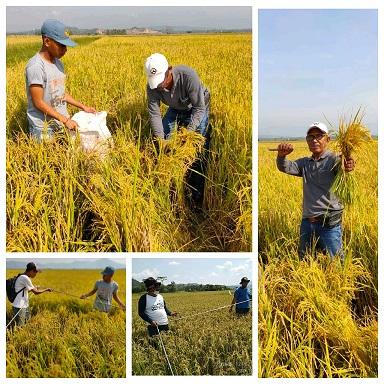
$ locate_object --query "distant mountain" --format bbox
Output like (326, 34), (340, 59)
(7, 25), (251, 36)
(6, 259), (125, 270)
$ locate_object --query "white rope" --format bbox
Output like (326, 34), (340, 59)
(172, 299), (252, 322)
(156, 324), (175, 376)
(6, 307), (23, 328)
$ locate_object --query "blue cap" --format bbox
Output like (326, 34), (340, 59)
(41, 19), (77, 47)
(101, 266), (115, 276)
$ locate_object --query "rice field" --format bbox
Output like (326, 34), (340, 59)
(258, 140), (378, 377)
(6, 269), (126, 378)
(6, 34), (252, 252)
(132, 290), (252, 375)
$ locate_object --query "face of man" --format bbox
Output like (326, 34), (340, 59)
(103, 273), (113, 283)
(241, 281), (249, 288)
(306, 127), (329, 156)
(27, 270), (38, 278)
(156, 67), (173, 91)
(42, 36), (67, 59)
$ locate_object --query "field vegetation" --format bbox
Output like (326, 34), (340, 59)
(258, 141), (378, 377)
(6, 269), (126, 378)
(6, 34), (252, 252)
(132, 290), (252, 375)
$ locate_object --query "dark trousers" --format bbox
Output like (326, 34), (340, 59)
(236, 307), (250, 315)
(147, 323), (169, 337)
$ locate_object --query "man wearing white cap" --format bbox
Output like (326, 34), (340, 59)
(276, 123), (354, 259)
(25, 19), (96, 141)
(144, 53), (211, 206)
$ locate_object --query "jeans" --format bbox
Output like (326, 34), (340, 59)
(11, 306), (30, 327)
(298, 218), (343, 259)
(162, 106), (210, 140)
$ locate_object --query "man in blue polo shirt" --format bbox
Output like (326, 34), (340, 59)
(229, 277), (252, 315)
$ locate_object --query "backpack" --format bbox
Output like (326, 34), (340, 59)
(6, 274), (25, 303)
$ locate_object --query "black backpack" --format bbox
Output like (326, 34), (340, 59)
(6, 274), (25, 303)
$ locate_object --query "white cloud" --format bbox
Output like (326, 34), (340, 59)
(216, 260), (233, 269)
(210, 272), (218, 276)
(132, 268), (160, 281)
(169, 261), (180, 265)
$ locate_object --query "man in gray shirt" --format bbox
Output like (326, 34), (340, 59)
(80, 266), (126, 313)
(276, 122), (354, 259)
(144, 53), (210, 207)
(25, 19), (96, 141)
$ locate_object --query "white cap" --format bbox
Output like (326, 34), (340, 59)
(307, 122), (328, 134)
(144, 53), (169, 89)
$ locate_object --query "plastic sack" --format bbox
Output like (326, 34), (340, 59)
(71, 111), (113, 156)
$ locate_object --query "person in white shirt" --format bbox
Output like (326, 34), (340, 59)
(11, 262), (52, 326)
(138, 277), (177, 337)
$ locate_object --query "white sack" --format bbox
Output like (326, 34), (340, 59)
(71, 111), (113, 155)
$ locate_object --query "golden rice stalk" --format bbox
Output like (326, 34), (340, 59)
(331, 109), (372, 205)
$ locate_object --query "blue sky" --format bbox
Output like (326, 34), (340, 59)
(6, 6), (251, 33)
(6, 258), (126, 269)
(132, 258), (253, 286)
(259, 9), (378, 137)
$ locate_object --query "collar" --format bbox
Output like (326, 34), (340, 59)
(309, 149), (332, 161)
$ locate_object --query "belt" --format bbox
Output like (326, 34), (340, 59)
(306, 213), (342, 227)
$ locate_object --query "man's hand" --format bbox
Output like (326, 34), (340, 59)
(45, 288), (53, 292)
(82, 106), (97, 113)
(277, 143), (294, 158)
(64, 119), (79, 130)
(344, 158), (355, 172)
(229, 306), (233, 313)
(151, 320), (158, 327)
(170, 312), (177, 317)
(119, 303), (126, 311)
(80, 294), (87, 299)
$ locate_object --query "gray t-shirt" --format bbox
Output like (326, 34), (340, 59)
(147, 65), (210, 138)
(25, 53), (69, 133)
(276, 150), (343, 218)
(93, 280), (118, 312)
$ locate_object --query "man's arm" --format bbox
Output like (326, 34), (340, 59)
(113, 291), (126, 310)
(276, 143), (303, 176)
(229, 292), (237, 312)
(185, 72), (206, 132)
(138, 295), (153, 324)
(164, 299), (176, 316)
(65, 93), (96, 113)
(30, 287), (53, 295)
(30, 85), (79, 130)
(147, 87), (164, 138)
(80, 288), (97, 299)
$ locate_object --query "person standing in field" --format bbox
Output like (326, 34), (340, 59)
(276, 122), (355, 259)
(229, 276), (252, 315)
(8, 262), (53, 327)
(25, 19), (96, 141)
(144, 53), (211, 207)
(80, 266), (126, 313)
(138, 277), (177, 337)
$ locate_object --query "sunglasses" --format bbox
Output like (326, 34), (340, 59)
(306, 133), (326, 142)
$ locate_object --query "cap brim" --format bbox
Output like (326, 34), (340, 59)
(147, 73), (166, 90)
(55, 37), (77, 47)
(307, 126), (327, 134)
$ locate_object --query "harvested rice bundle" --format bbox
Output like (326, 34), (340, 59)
(331, 109), (372, 204)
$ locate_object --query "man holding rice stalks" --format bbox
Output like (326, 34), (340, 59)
(25, 19), (96, 141)
(144, 53), (211, 207)
(138, 277), (177, 337)
(276, 122), (355, 259)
